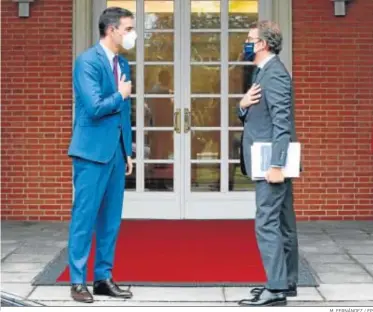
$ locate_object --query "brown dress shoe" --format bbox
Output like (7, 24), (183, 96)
(71, 284), (94, 303)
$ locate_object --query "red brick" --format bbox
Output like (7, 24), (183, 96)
(1, 0), (73, 221)
(292, 0), (373, 220)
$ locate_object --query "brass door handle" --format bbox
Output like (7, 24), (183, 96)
(184, 108), (191, 133)
(174, 108), (181, 133)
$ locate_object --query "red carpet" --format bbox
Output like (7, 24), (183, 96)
(57, 220), (267, 285)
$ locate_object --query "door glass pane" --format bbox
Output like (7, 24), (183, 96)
(130, 65), (136, 93)
(191, 98), (220, 127)
(229, 164), (254, 191)
(145, 163), (174, 191)
(191, 65), (220, 94)
(144, 98), (174, 127)
(229, 65), (255, 94)
(229, 131), (241, 160)
(191, 130), (220, 160)
(126, 163), (136, 191)
(191, 1), (220, 29)
(145, 65), (174, 94)
(228, 98), (242, 127)
(191, 164), (220, 192)
(229, 32), (248, 61)
(108, 0), (136, 11)
(145, 33), (174, 61)
(130, 98), (137, 127)
(145, 131), (174, 160)
(229, 0), (258, 29)
(130, 130), (136, 159)
(191, 33), (220, 62)
(145, 1), (174, 29)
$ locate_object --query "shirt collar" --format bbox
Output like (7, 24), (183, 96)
(257, 53), (275, 69)
(99, 40), (117, 65)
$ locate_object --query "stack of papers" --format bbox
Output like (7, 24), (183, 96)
(251, 142), (301, 179)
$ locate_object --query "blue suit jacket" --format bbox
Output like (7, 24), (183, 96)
(68, 43), (132, 164)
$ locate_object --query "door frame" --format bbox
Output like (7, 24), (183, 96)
(72, 0), (293, 220)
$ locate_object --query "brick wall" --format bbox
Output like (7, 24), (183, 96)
(292, 0), (373, 220)
(1, 0), (73, 220)
(1, 0), (372, 221)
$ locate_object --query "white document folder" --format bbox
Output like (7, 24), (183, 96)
(251, 142), (301, 179)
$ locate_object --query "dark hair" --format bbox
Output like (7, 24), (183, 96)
(249, 20), (283, 55)
(99, 7), (134, 38)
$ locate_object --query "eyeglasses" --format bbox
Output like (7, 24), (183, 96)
(246, 37), (262, 43)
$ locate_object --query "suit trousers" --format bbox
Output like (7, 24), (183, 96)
(254, 178), (299, 290)
(68, 138), (126, 284)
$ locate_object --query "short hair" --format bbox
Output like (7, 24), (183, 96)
(99, 7), (134, 38)
(249, 20), (283, 55)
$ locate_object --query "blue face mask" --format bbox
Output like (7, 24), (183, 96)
(243, 42), (255, 61)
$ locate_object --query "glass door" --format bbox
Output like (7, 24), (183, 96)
(182, 0), (259, 219)
(97, 0), (260, 219)
(103, 0), (183, 219)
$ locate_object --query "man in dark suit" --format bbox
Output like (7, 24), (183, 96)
(67, 7), (136, 303)
(237, 20), (299, 307)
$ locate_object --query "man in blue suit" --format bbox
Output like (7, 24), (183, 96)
(67, 7), (136, 303)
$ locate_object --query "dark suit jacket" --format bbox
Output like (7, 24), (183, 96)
(237, 55), (298, 178)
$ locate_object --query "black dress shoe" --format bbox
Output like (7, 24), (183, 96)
(93, 278), (133, 298)
(71, 284), (94, 303)
(239, 288), (287, 307)
(285, 283), (297, 297)
(250, 283), (297, 297)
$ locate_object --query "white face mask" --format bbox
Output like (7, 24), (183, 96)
(122, 31), (137, 50)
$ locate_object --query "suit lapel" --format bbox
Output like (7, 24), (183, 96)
(95, 43), (116, 89)
(255, 55), (278, 84)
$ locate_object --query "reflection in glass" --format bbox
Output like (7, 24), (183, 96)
(191, 164), (220, 192)
(130, 98), (136, 127)
(229, 32), (248, 62)
(144, 98), (174, 127)
(125, 163), (136, 190)
(191, 1), (220, 29)
(229, 65), (255, 94)
(229, 1), (258, 29)
(229, 164), (255, 191)
(191, 98), (220, 127)
(144, 131), (173, 160)
(145, 65), (174, 94)
(145, 33), (174, 61)
(145, 1), (174, 29)
(130, 130), (136, 159)
(191, 66), (220, 94)
(191, 131), (220, 160)
(130, 65), (136, 93)
(228, 98), (242, 127)
(229, 131), (242, 160)
(145, 163), (174, 191)
(191, 33), (220, 62)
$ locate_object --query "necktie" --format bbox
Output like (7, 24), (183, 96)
(252, 66), (261, 83)
(113, 55), (118, 88)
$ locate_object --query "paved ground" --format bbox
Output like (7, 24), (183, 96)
(1, 220), (373, 307)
